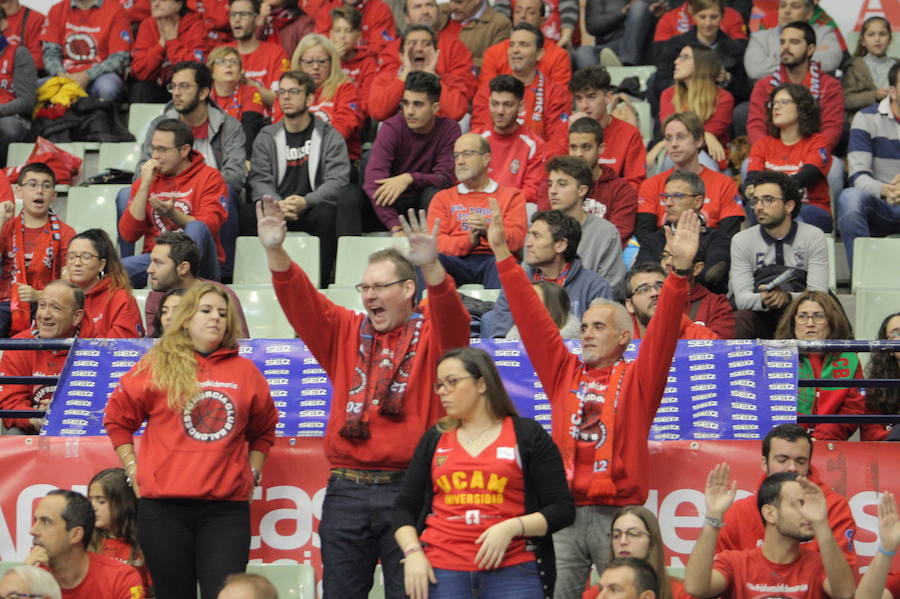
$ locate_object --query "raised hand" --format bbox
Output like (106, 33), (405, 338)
(704, 463), (736, 519)
(485, 197), (511, 261)
(878, 491), (900, 553)
(796, 477), (828, 526)
(398, 208), (439, 267)
(256, 195), (287, 250)
(665, 209), (700, 271)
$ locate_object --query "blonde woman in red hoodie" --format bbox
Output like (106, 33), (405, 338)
(103, 283), (278, 599)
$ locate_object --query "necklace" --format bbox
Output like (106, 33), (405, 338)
(459, 420), (499, 445)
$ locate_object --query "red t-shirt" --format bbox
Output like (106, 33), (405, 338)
(598, 117), (646, 192)
(747, 133), (832, 214)
(654, 2), (747, 41)
(97, 537), (152, 595)
(57, 553), (144, 599)
(713, 547), (825, 599)
(235, 41), (289, 91)
(420, 417), (532, 571)
(41, 0), (132, 73)
(210, 84), (266, 120)
(3, 5), (45, 69)
(636, 166), (743, 229)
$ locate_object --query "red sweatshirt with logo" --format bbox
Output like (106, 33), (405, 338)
(0, 328), (67, 432)
(80, 277), (144, 339)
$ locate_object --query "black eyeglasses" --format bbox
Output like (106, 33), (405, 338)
(354, 279), (409, 294)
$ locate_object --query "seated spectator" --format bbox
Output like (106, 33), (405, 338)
(65, 229), (143, 338)
(730, 170), (828, 339)
(250, 70), (356, 286)
(437, 0), (511, 68)
(1, 0), (44, 70)
(0, 565), (61, 599)
(653, 0), (746, 51)
(363, 71), (459, 235)
(506, 279), (581, 340)
(476, 75), (546, 207)
(637, 112), (743, 243)
(313, 0), (396, 56)
(0, 280), (81, 434)
(774, 290), (864, 440)
(368, 24), (472, 121)
(426, 133), (526, 289)
(290, 34), (364, 161)
(207, 46), (268, 154)
(329, 6), (377, 112)
(87, 469), (151, 595)
(227, 0), (289, 109)
(27, 490), (145, 598)
(119, 119), (228, 288)
(479, 0), (571, 88)
(863, 312), (900, 441)
(651, 43), (734, 165)
(635, 169), (731, 295)
(659, 239), (733, 338)
(575, 0), (678, 68)
(218, 573), (278, 599)
(595, 559), (660, 599)
(567, 116), (636, 246)
(0, 163), (76, 338)
(471, 23), (571, 150)
(746, 82), (833, 233)
(0, 6), (35, 165)
(651, 0), (750, 105)
(569, 66), (646, 191)
(481, 209), (614, 337)
(715, 424), (857, 563)
(843, 17), (897, 116)
(625, 261), (718, 339)
(746, 21), (844, 153)
(40, 0), (132, 102)
(492, 0), (576, 49)
(545, 155), (625, 291)
(143, 232), (248, 337)
(150, 287), (185, 336)
(744, 0), (845, 80)
(257, 0), (313, 56)
(129, 0), (207, 103)
(838, 62), (900, 269)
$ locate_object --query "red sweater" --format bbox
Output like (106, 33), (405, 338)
(104, 346), (278, 501)
(632, 313), (718, 340)
(800, 354), (866, 441)
(654, 2), (747, 41)
(637, 166), (743, 229)
(0, 328), (68, 432)
(716, 467), (857, 570)
(313, 0), (396, 54)
(80, 278), (144, 339)
(118, 151), (228, 263)
(685, 283), (734, 339)
(0, 216), (76, 302)
(497, 254), (689, 505)
(341, 49), (378, 115)
(235, 41), (289, 91)
(427, 180), (527, 256)
(3, 5), (45, 70)
(210, 84), (266, 120)
(587, 165), (637, 246)
(271, 262), (470, 470)
(597, 117), (646, 192)
(479, 38), (571, 88)
(131, 11), (207, 83)
(41, 0), (132, 73)
(747, 66), (844, 150)
(369, 35), (476, 121)
(660, 86), (735, 141)
(479, 126), (546, 206)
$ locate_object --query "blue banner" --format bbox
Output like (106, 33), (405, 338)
(43, 338), (797, 440)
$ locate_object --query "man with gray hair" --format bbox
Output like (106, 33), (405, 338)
(484, 200), (700, 598)
(218, 573), (278, 599)
(0, 565), (62, 599)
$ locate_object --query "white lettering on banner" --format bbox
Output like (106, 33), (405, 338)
(253, 486), (325, 551)
(850, 491), (880, 556)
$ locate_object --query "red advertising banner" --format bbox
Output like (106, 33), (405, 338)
(0, 437), (896, 587)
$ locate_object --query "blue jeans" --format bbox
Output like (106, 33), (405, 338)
(88, 72), (125, 103)
(319, 476), (405, 599)
(429, 562), (544, 599)
(438, 253), (501, 288)
(122, 220), (221, 288)
(837, 187), (900, 269)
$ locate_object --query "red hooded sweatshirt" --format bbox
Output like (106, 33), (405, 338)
(80, 277), (144, 339)
(586, 164), (638, 247)
(131, 10), (207, 83)
(118, 150), (228, 264)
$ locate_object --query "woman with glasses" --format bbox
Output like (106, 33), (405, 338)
(290, 33), (365, 162)
(862, 312), (900, 441)
(744, 83), (833, 233)
(393, 346), (574, 599)
(207, 46), (268, 154)
(774, 290), (864, 441)
(64, 229), (143, 338)
(129, 0), (208, 103)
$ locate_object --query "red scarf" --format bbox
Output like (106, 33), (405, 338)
(10, 211), (62, 333)
(341, 313), (424, 439)
(531, 262), (571, 286)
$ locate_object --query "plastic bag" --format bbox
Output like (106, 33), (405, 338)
(4, 137), (83, 185)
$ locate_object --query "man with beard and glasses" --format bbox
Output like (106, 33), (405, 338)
(227, 0), (290, 109)
(685, 464), (855, 599)
(624, 261), (718, 339)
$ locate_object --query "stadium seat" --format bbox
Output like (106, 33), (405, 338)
(852, 238), (900, 293)
(368, 564), (385, 599)
(7, 142), (85, 189)
(132, 288), (150, 332)
(233, 236), (320, 287)
(98, 141), (142, 173)
(64, 185), (128, 242)
(127, 103), (166, 141)
(333, 236), (408, 288)
(606, 66), (657, 92)
(826, 235), (836, 293)
(321, 287), (365, 313)
(460, 288), (501, 303)
(246, 563), (316, 599)
(855, 289), (900, 342)
(230, 285), (295, 338)
(0, 561), (23, 579)
(631, 99), (653, 145)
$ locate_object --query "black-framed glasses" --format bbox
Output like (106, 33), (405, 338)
(66, 252), (100, 263)
(354, 279), (408, 294)
(659, 192), (700, 202)
(275, 88), (305, 98)
(452, 150), (485, 160)
(747, 195), (783, 208)
(22, 180), (54, 191)
(433, 375), (476, 393)
(167, 82), (198, 93)
(631, 281), (664, 296)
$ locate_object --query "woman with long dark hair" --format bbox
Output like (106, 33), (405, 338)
(863, 312), (900, 441)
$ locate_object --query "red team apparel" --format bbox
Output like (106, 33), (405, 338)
(660, 86), (735, 141)
(54, 553), (144, 599)
(275, 82), (364, 159)
(712, 547), (825, 599)
(654, 2), (747, 42)
(313, 0), (396, 54)
(637, 166), (744, 229)
(210, 84), (266, 120)
(97, 536), (152, 595)
(3, 6), (46, 69)
(420, 417), (532, 570)
(0, 328), (68, 432)
(79, 277), (144, 338)
(104, 346), (278, 501)
(479, 38), (572, 88)
(427, 180), (528, 256)
(747, 134), (832, 215)
(0, 216), (76, 302)
(40, 0), (132, 73)
(118, 150), (228, 263)
(586, 165), (638, 246)
(340, 50), (378, 114)
(235, 41), (289, 92)
(479, 126), (545, 206)
(598, 117), (646, 192)
(131, 11), (207, 83)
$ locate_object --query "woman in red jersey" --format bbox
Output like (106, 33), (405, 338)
(207, 46), (268, 154)
(103, 283), (278, 599)
(393, 347), (574, 599)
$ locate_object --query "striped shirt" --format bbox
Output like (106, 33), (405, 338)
(848, 97), (900, 198)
